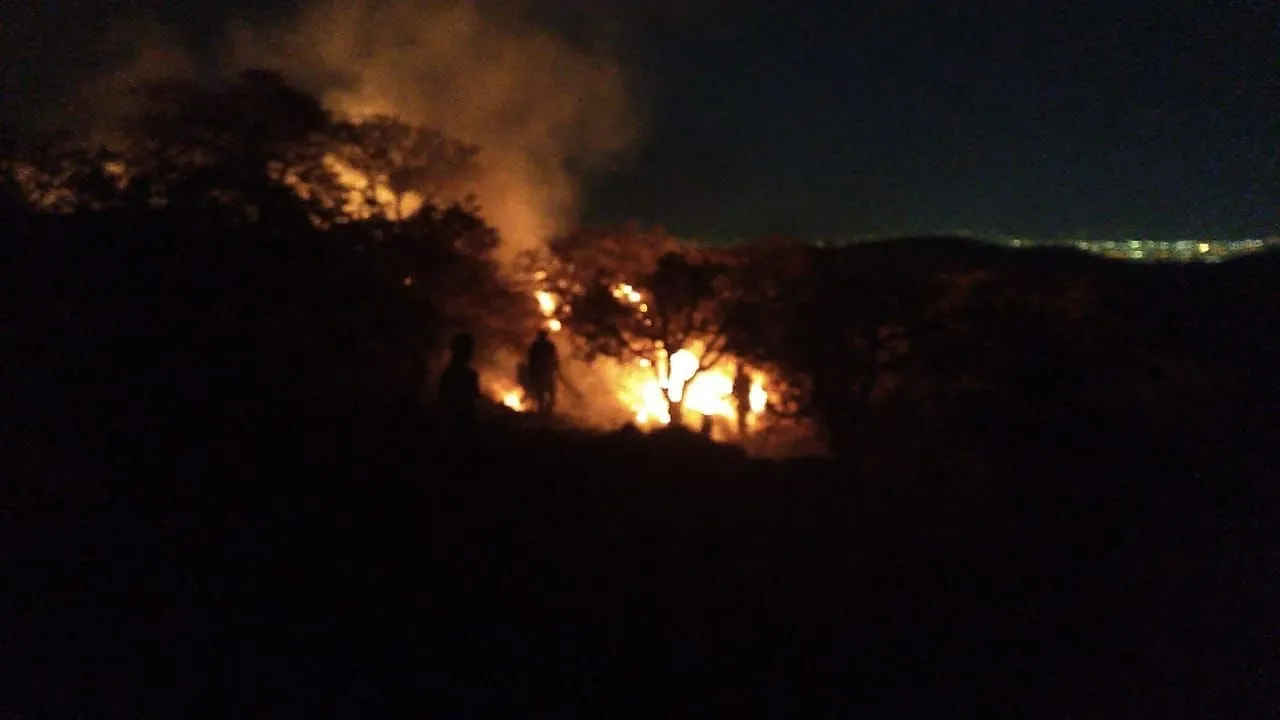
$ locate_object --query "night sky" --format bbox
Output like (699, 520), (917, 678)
(4, 0), (1277, 240)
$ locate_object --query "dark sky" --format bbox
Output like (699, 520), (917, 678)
(4, 0), (1277, 240)
(589, 0), (1279, 240)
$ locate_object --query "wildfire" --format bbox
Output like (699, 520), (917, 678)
(621, 348), (769, 430)
(503, 275), (772, 435)
(281, 153), (426, 220)
(612, 283), (643, 304)
(502, 389), (527, 411)
(534, 290), (558, 315)
(289, 161), (772, 436)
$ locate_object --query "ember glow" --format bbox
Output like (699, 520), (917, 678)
(625, 355), (769, 428)
(534, 290), (558, 316)
(289, 135), (776, 433)
(502, 390), (526, 411)
(322, 154), (425, 220)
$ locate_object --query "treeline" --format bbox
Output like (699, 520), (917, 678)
(4, 69), (1277, 480)
(2, 71), (534, 435)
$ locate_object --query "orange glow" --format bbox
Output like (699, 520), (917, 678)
(749, 379), (768, 413)
(320, 153), (425, 219)
(533, 288), (562, 333)
(491, 272), (772, 437)
(611, 283), (643, 304)
(502, 389), (526, 411)
(534, 290), (558, 315)
(620, 354), (768, 430)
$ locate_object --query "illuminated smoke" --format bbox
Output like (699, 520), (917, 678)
(63, 1), (640, 264)
(224, 0), (641, 264)
(69, 21), (199, 143)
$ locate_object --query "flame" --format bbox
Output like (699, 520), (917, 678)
(502, 390), (526, 411)
(622, 356), (768, 431)
(490, 379), (529, 412)
(283, 153), (426, 220)
(534, 290), (558, 316)
(612, 283), (643, 304)
(493, 272), (773, 437)
(749, 379), (768, 413)
(533, 289), (562, 333)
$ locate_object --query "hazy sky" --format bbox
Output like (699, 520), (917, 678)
(3, 0), (1277, 240)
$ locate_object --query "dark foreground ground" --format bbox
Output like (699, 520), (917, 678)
(3, 166), (1276, 715)
(4, 392), (1276, 718)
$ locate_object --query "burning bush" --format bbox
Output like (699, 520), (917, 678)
(488, 224), (789, 444)
(2, 70), (818, 454)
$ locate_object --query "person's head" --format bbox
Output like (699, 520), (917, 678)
(450, 332), (475, 363)
(536, 329), (549, 342)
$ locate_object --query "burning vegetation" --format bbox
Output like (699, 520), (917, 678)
(3, 64), (1264, 469)
(269, 110), (783, 439)
(0, 68), (802, 449)
(464, 220), (800, 443)
(502, 272), (771, 434)
(3, 0), (796, 447)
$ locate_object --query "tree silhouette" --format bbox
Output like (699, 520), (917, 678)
(124, 70), (340, 223)
(330, 117), (480, 220)
(0, 69), (529, 411)
(553, 225), (743, 425)
(728, 243), (926, 454)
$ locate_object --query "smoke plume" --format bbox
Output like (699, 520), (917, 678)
(68, 21), (200, 143)
(75, 0), (642, 263)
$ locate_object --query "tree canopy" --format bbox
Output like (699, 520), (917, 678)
(537, 224), (756, 425)
(0, 69), (532, 411)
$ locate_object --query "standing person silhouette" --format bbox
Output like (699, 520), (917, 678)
(526, 330), (560, 418)
(732, 362), (753, 439)
(438, 332), (480, 435)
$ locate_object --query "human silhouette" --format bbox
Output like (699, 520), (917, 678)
(732, 362), (753, 438)
(515, 361), (531, 402)
(526, 330), (559, 418)
(438, 332), (480, 433)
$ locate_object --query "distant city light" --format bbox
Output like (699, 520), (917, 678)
(696, 234), (1277, 264)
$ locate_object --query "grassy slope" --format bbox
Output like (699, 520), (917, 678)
(3, 234), (1276, 716)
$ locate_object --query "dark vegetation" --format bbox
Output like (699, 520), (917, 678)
(3, 72), (1276, 716)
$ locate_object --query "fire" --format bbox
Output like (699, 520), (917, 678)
(517, 276), (771, 433)
(284, 154), (425, 220)
(612, 283), (643, 304)
(622, 350), (769, 431)
(532, 288), (564, 333)
(534, 290), (559, 316)
(749, 382), (768, 413)
(488, 271), (773, 438)
(502, 389), (526, 411)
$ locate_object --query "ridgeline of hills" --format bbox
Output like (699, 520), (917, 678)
(716, 232), (1279, 263)
(3, 69), (1274, 715)
(4, 194), (1277, 715)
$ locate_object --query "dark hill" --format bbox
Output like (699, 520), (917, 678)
(814, 234), (1102, 274)
(3, 215), (1275, 716)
